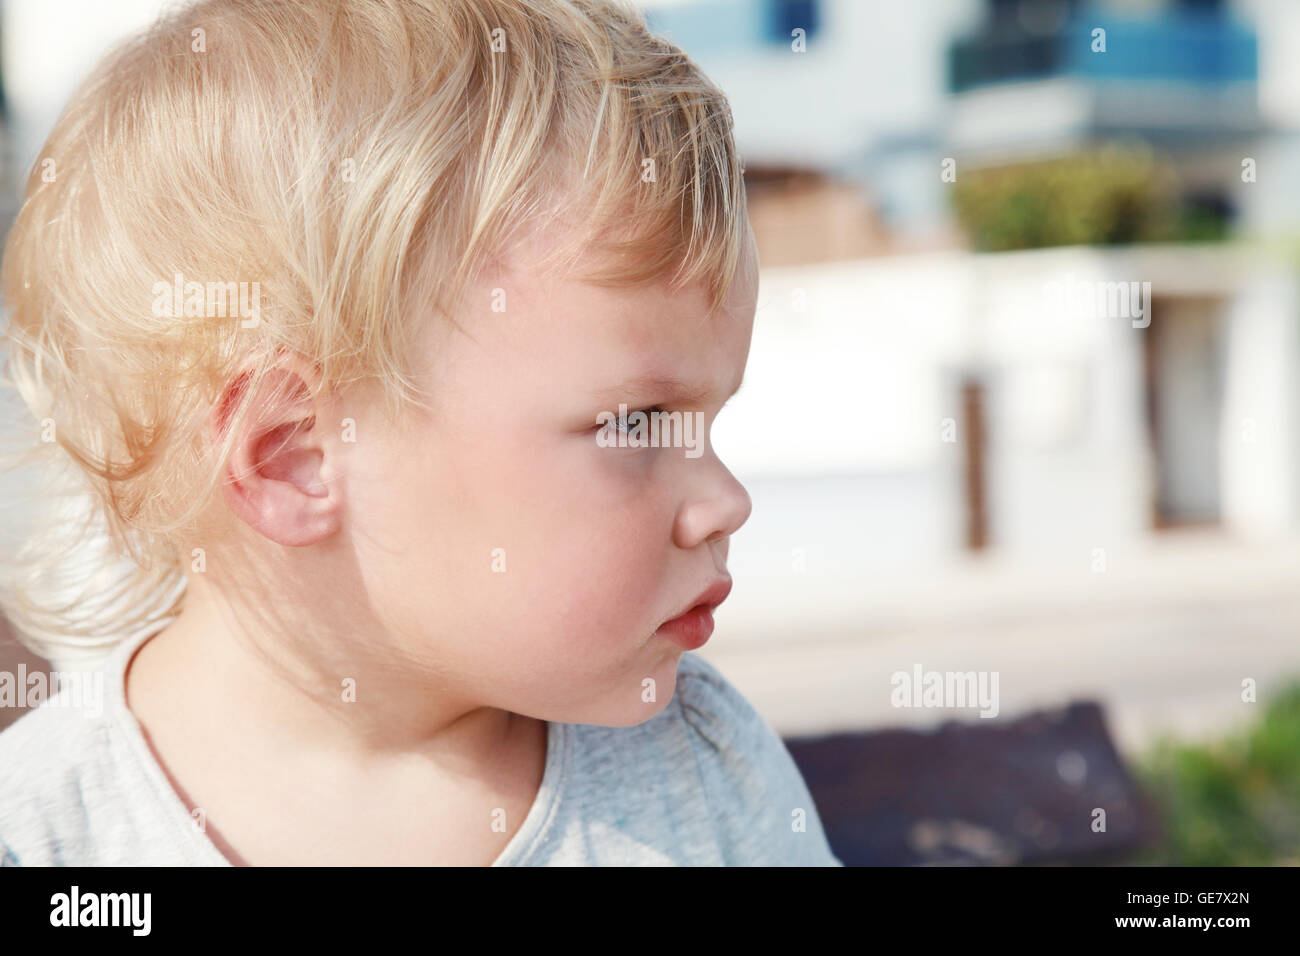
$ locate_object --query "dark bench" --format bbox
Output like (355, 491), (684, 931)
(784, 701), (1163, 865)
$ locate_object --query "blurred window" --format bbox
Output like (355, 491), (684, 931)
(765, 0), (818, 45)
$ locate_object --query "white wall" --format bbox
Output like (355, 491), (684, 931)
(3, 0), (170, 179)
(1220, 269), (1300, 536)
(725, 244), (1298, 586)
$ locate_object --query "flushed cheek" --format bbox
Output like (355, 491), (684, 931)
(500, 506), (667, 646)
(517, 533), (658, 640)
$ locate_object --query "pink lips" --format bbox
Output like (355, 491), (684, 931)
(656, 576), (733, 650)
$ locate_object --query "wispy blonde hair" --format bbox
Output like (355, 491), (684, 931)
(0, 0), (748, 661)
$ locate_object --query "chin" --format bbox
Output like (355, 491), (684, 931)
(604, 660), (680, 728)
(601, 697), (673, 728)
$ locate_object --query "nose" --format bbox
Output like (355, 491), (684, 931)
(673, 459), (752, 551)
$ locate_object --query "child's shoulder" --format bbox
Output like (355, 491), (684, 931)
(0, 685), (112, 794)
(544, 652), (842, 866)
(0, 688), (113, 866)
(670, 653), (842, 864)
(672, 649), (769, 746)
(671, 654), (816, 806)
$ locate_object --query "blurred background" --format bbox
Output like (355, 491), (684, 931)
(2, 0), (1300, 865)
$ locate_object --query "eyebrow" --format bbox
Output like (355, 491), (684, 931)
(591, 372), (745, 406)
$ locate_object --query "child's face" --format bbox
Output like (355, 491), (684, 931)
(345, 223), (758, 726)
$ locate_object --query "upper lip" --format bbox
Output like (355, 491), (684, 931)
(666, 575), (733, 621)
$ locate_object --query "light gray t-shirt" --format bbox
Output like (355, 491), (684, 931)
(0, 628), (842, 866)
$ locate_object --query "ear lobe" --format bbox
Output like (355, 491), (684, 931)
(213, 358), (342, 547)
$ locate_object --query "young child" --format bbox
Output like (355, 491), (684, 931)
(0, 0), (841, 866)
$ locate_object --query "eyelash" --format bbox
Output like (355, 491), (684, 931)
(604, 406), (662, 434)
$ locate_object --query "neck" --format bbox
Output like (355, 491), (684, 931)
(127, 574), (517, 768)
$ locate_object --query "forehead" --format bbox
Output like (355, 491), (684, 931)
(454, 232), (759, 400)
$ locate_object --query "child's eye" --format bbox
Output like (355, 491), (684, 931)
(617, 407), (660, 433)
(598, 406), (661, 435)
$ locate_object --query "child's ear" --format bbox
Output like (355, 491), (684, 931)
(212, 353), (342, 547)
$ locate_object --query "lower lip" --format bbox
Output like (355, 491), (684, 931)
(656, 605), (715, 650)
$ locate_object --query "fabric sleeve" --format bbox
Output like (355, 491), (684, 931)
(675, 652), (843, 866)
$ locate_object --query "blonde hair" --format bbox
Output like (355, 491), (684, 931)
(0, 0), (748, 662)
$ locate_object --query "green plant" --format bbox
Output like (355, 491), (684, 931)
(950, 143), (1198, 251)
(1129, 681), (1300, 865)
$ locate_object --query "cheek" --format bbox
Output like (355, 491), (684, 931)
(496, 462), (678, 651)
(351, 425), (678, 651)
(505, 500), (670, 649)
